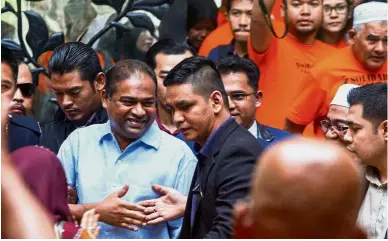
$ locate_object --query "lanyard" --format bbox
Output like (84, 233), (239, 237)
(258, 0), (289, 39)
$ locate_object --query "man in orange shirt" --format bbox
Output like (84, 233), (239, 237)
(248, 0), (335, 129)
(285, 1), (387, 136)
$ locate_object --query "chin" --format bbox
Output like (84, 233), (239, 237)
(235, 34), (249, 42)
(296, 27), (316, 36)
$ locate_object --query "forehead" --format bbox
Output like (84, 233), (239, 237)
(323, 0), (346, 5)
(155, 52), (193, 70)
(166, 83), (202, 104)
(288, 0), (322, 3)
(347, 104), (364, 122)
(230, 0), (254, 9)
(327, 105), (348, 121)
(113, 74), (156, 97)
(362, 22), (388, 36)
(17, 63), (33, 84)
(221, 72), (252, 92)
(1, 62), (15, 83)
(51, 70), (86, 89)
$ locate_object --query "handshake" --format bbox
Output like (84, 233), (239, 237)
(68, 184), (187, 231)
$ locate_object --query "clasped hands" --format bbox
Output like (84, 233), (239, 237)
(68, 184), (187, 231)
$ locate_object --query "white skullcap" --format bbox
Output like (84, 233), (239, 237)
(353, 2), (388, 26)
(330, 84), (360, 108)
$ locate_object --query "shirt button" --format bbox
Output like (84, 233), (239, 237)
(112, 184), (117, 187)
(105, 232), (109, 236)
(118, 160), (122, 164)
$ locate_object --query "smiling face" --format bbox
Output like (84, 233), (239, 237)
(103, 73), (156, 143)
(51, 70), (101, 123)
(221, 72), (261, 129)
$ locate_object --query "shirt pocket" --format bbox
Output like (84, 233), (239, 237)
(122, 178), (160, 204)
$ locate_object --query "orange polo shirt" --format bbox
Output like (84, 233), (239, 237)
(247, 27), (335, 129)
(287, 46), (388, 137)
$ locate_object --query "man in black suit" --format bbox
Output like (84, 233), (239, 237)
(161, 56), (263, 238)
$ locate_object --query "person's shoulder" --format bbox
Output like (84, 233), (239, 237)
(224, 123), (263, 153)
(9, 114), (41, 135)
(262, 124), (294, 139)
(311, 46), (352, 74)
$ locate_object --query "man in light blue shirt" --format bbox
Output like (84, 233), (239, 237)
(57, 59), (197, 239)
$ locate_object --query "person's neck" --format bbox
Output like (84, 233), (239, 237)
(321, 30), (342, 45)
(157, 104), (177, 133)
(234, 40), (248, 57)
(198, 111), (230, 147)
(375, 154), (387, 184)
(111, 128), (134, 152)
(290, 31), (317, 45)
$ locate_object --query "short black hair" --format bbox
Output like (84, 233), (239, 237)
(163, 56), (229, 108)
(347, 83), (387, 129)
(217, 56), (260, 92)
(1, 44), (18, 83)
(105, 59), (157, 97)
(146, 39), (195, 69)
(48, 42), (102, 88)
(226, 0), (254, 12)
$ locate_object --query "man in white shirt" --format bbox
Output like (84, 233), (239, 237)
(344, 83), (387, 238)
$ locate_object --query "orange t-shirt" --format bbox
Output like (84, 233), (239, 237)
(287, 46), (388, 137)
(329, 38), (348, 49)
(247, 28), (335, 129)
(198, 22), (233, 57)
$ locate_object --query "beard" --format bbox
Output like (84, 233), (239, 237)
(295, 26), (317, 36)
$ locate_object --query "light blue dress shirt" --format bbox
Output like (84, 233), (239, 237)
(57, 121), (197, 239)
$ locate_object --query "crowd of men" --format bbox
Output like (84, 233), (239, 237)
(1, 0), (387, 239)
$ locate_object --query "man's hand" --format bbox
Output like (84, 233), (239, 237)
(68, 186), (78, 204)
(96, 185), (147, 231)
(137, 184), (187, 224)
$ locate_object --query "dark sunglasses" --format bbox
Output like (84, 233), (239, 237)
(17, 83), (35, 97)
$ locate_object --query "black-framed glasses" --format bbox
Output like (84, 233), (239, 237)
(320, 119), (349, 135)
(17, 83), (35, 97)
(228, 92), (256, 102)
(323, 4), (348, 15)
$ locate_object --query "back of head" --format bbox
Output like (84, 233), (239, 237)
(164, 56), (229, 108)
(48, 42), (102, 85)
(187, 0), (218, 30)
(146, 39), (195, 69)
(105, 59), (157, 98)
(347, 83), (387, 128)
(10, 146), (71, 223)
(217, 56), (260, 92)
(249, 138), (364, 238)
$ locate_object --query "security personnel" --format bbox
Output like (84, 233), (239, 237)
(2, 42), (41, 152)
(7, 114), (41, 152)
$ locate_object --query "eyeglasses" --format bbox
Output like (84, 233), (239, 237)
(17, 83), (35, 97)
(323, 4), (348, 15)
(320, 119), (349, 135)
(228, 92), (256, 102)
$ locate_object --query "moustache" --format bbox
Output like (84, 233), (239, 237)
(10, 104), (26, 113)
(233, 29), (250, 33)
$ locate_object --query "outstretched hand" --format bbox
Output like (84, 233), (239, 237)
(137, 184), (187, 225)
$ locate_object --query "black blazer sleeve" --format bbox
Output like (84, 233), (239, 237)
(204, 144), (260, 239)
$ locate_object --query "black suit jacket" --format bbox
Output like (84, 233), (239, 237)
(8, 114), (41, 152)
(179, 118), (263, 239)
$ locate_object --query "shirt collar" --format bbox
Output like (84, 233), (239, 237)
(155, 110), (180, 136)
(247, 121), (258, 138)
(55, 105), (108, 127)
(99, 120), (161, 150)
(365, 166), (387, 187)
(194, 117), (233, 157)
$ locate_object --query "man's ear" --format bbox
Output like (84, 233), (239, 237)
(233, 200), (254, 239)
(379, 120), (387, 142)
(210, 91), (224, 114)
(348, 29), (357, 45)
(101, 89), (108, 109)
(94, 72), (106, 92)
(255, 90), (263, 108)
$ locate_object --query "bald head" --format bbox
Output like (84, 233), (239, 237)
(234, 138), (365, 239)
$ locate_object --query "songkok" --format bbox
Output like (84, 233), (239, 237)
(353, 2), (388, 26)
(330, 84), (359, 108)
